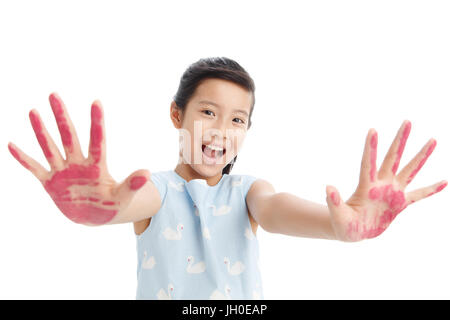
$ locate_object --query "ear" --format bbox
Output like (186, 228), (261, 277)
(170, 101), (183, 129)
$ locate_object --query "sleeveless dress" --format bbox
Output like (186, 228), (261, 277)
(135, 170), (264, 300)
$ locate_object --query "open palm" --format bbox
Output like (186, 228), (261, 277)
(8, 92), (150, 225)
(326, 121), (447, 242)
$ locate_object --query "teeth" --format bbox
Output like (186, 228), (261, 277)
(205, 145), (223, 152)
(203, 144), (224, 159)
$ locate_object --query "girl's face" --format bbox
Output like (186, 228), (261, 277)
(171, 78), (253, 179)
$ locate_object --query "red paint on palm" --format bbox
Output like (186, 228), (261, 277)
(347, 220), (386, 240)
(54, 202), (117, 225)
(43, 163), (117, 225)
(368, 185), (406, 210)
(348, 184), (407, 241)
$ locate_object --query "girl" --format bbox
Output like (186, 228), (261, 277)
(7, 57), (447, 300)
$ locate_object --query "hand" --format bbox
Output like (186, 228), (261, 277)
(8, 92), (150, 225)
(325, 120), (447, 242)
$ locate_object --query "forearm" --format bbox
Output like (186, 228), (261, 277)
(263, 192), (337, 240)
(105, 181), (161, 225)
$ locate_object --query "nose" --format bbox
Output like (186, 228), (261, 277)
(207, 118), (228, 143)
(216, 117), (229, 137)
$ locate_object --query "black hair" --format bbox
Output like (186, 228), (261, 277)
(173, 57), (255, 175)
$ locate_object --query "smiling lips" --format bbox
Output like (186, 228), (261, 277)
(202, 144), (225, 158)
(201, 143), (227, 165)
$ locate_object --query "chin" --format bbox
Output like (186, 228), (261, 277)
(191, 163), (224, 177)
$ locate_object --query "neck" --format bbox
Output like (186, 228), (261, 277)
(174, 163), (223, 187)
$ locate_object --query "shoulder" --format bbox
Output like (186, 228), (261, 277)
(150, 170), (172, 180)
(149, 170), (168, 186)
(245, 178), (276, 202)
(149, 170), (173, 200)
(150, 170), (180, 182)
(226, 174), (275, 199)
(244, 178), (276, 231)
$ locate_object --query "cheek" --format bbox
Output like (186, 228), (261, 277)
(178, 128), (194, 150)
(227, 130), (246, 151)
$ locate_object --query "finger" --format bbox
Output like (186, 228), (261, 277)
(118, 169), (150, 195)
(113, 170), (150, 208)
(29, 109), (65, 170)
(326, 185), (342, 208)
(359, 129), (378, 187)
(325, 185), (347, 231)
(88, 100), (107, 166)
(49, 92), (84, 161)
(405, 180), (447, 205)
(8, 142), (50, 181)
(397, 138), (436, 188)
(378, 120), (411, 180)
(326, 185), (363, 242)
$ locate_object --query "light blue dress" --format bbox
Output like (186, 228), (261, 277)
(135, 170), (264, 300)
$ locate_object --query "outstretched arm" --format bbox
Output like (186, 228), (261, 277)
(247, 121), (447, 242)
(246, 180), (336, 239)
(8, 92), (161, 226)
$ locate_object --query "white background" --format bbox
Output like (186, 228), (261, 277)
(1, 0), (449, 299)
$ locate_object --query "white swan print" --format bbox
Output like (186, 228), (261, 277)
(195, 203), (211, 239)
(202, 227), (211, 240)
(232, 176), (243, 187)
(142, 250), (156, 269)
(208, 204), (232, 216)
(224, 257), (245, 275)
(157, 283), (174, 300)
(209, 284), (231, 300)
(168, 180), (185, 192)
(186, 256), (206, 274)
(162, 223), (184, 240)
(244, 227), (255, 240)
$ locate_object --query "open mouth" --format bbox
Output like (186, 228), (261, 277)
(202, 144), (226, 160)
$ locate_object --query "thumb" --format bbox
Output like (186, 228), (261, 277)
(325, 185), (342, 210)
(127, 169), (151, 191)
(115, 169), (151, 203)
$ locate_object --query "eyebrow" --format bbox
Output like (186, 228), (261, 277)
(198, 100), (249, 118)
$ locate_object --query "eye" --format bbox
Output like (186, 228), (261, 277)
(202, 110), (215, 116)
(233, 118), (245, 124)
